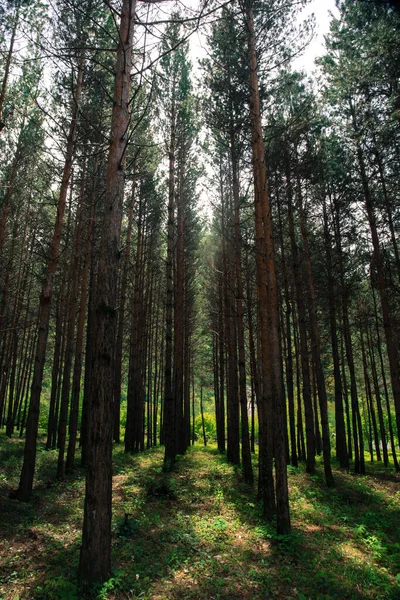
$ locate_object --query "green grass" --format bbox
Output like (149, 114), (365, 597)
(0, 433), (399, 599)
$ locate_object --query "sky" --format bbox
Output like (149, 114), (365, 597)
(184, 0), (341, 218)
(293, 0), (339, 72)
(187, 0), (340, 75)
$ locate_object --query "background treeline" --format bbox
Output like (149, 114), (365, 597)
(0, 0), (399, 588)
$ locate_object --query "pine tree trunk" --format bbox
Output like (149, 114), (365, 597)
(78, 1), (136, 585)
(57, 174), (86, 479)
(367, 323), (388, 466)
(277, 197), (297, 467)
(231, 144), (253, 483)
(66, 169), (96, 472)
(0, 1), (20, 132)
(200, 382), (207, 447)
(218, 268), (226, 453)
(246, 2), (290, 532)
(360, 326), (381, 462)
(113, 177), (135, 443)
(286, 158), (315, 473)
(15, 52), (84, 501)
(350, 101), (400, 446)
(371, 287), (399, 470)
(334, 194), (364, 474)
(175, 147), (185, 455)
(222, 175), (240, 466)
(163, 93), (176, 471)
(323, 196), (348, 467)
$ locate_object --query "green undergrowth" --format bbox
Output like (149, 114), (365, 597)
(0, 432), (399, 599)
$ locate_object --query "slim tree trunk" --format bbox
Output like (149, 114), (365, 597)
(360, 324), (380, 461)
(277, 197), (297, 467)
(175, 147), (185, 455)
(57, 171), (86, 479)
(371, 287), (399, 470)
(323, 196), (348, 467)
(163, 92), (176, 471)
(113, 176), (136, 443)
(296, 159), (334, 487)
(286, 158), (315, 473)
(200, 382), (207, 447)
(245, 252), (258, 455)
(0, 1), (20, 132)
(222, 172), (240, 466)
(66, 164), (96, 472)
(15, 52), (84, 502)
(350, 100), (400, 445)
(218, 266), (226, 453)
(333, 193), (364, 474)
(366, 322), (388, 466)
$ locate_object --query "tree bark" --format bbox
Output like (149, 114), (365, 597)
(16, 52), (84, 501)
(78, 0), (136, 585)
(323, 196), (348, 467)
(246, 1), (290, 532)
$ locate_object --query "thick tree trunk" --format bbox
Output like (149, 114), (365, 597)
(246, 2), (290, 533)
(78, 1), (136, 585)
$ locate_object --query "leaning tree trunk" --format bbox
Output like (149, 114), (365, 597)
(15, 52), (84, 502)
(0, 0), (20, 132)
(78, 0), (136, 586)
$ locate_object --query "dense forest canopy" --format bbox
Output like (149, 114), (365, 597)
(0, 0), (400, 596)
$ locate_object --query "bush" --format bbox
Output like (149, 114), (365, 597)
(194, 412), (216, 442)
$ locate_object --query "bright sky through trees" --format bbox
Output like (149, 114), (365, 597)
(187, 0), (339, 74)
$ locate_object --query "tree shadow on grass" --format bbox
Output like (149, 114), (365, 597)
(1, 437), (399, 600)
(217, 452), (400, 600)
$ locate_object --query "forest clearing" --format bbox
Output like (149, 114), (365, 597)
(1, 437), (400, 600)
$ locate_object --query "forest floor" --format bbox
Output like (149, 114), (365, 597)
(0, 434), (400, 600)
